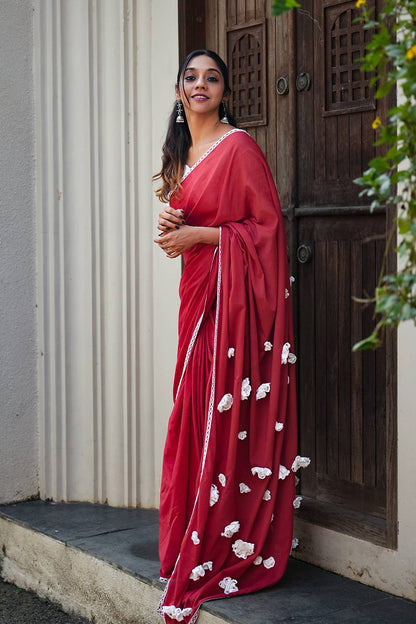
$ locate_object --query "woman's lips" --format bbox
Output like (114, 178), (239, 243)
(192, 95), (209, 101)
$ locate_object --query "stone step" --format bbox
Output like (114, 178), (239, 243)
(1, 501), (415, 624)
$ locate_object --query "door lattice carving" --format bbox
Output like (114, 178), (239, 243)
(227, 21), (267, 127)
(324, 1), (375, 114)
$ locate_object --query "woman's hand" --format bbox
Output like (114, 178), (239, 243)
(154, 224), (200, 258)
(157, 206), (185, 232)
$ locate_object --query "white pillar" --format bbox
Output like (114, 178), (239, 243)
(35, 0), (180, 507)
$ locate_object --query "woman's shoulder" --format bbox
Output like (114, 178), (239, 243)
(225, 128), (266, 157)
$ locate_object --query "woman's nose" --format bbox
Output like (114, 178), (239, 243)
(195, 75), (206, 89)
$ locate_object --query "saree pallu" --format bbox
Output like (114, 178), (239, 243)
(158, 129), (307, 623)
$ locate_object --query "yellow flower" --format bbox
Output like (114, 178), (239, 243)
(356, 0), (366, 7)
(372, 117), (381, 130)
(406, 45), (416, 61)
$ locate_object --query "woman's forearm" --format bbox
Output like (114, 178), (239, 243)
(193, 226), (220, 246)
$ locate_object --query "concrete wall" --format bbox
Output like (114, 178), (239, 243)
(0, 0), (38, 503)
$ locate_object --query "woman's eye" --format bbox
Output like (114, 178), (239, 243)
(184, 75), (196, 81)
(207, 76), (219, 82)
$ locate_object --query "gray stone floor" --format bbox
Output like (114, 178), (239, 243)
(0, 577), (89, 623)
(1, 500), (416, 623)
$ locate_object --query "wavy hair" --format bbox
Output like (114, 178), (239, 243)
(153, 49), (237, 203)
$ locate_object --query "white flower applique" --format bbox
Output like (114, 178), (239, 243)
(279, 465), (290, 480)
(239, 482), (251, 494)
(256, 383), (271, 400)
(263, 489), (271, 501)
(290, 275), (295, 286)
(232, 539), (255, 559)
(281, 342), (297, 364)
(291, 537), (299, 550)
(275, 421), (284, 432)
(241, 377), (252, 400)
(291, 456), (311, 472)
(217, 393), (233, 412)
(238, 430), (247, 440)
(210, 484), (220, 507)
(218, 473), (227, 487)
(221, 521), (240, 538)
(162, 606), (193, 621)
(189, 561), (213, 581)
(263, 556), (276, 569)
(253, 556), (263, 565)
(251, 467), (272, 479)
(285, 288), (290, 299)
(264, 341), (273, 351)
(228, 347), (235, 358)
(219, 577), (238, 594)
(191, 531), (200, 545)
(293, 496), (303, 509)
(281, 342), (290, 364)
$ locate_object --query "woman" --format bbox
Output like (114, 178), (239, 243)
(153, 50), (309, 624)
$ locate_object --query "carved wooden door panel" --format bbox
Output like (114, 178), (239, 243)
(293, 0), (396, 547)
(181, 0), (396, 547)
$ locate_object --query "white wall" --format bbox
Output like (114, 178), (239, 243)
(35, 0), (180, 508)
(0, 0), (38, 503)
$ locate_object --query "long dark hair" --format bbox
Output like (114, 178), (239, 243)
(153, 49), (237, 203)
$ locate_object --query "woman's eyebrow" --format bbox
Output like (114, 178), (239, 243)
(185, 66), (221, 74)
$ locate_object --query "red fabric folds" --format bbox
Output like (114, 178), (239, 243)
(158, 130), (298, 623)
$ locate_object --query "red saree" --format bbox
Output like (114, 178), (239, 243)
(158, 129), (308, 623)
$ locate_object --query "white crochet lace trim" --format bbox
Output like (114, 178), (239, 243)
(181, 128), (247, 182)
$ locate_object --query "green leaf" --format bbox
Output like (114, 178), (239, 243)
(271, 0), (300, 16)
(352, 333), (381, 352)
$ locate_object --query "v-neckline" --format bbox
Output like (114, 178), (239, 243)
(182, 128), (246, 182)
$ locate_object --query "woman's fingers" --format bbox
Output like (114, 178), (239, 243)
(157, 207), (185, 230)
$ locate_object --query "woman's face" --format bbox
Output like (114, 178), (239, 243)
(176, 55), (226, 120)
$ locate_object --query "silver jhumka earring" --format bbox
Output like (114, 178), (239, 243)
(176, 99), (185, 123)
(220, 101), (229, 124)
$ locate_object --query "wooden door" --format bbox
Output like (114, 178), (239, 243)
(180, 0), (397, 547)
